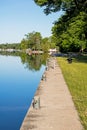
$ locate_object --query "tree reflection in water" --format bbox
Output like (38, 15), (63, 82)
(0, 51), (48, 71)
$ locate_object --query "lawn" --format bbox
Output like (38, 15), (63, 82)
(57, 55), (87, 130)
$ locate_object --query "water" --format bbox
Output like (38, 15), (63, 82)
(0, 55), (45, 130)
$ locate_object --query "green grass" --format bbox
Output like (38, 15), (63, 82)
(57, 56), (87, 130)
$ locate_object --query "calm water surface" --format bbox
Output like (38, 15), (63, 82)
(0, 55), (45, 130)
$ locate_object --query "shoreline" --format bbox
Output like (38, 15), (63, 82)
(20, 57), (83, 130)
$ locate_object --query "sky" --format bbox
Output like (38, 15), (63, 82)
(0, 0), (63, 44)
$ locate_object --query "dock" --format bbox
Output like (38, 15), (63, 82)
(20, 57), (83, 130)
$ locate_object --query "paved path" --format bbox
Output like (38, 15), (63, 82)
(20, 57), (83, 130)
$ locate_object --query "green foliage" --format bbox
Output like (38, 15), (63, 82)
(34, 0), (62, 14)
(0, 43), (20, 50)
(20, 31), (56, 51)
(34, 0), (87, 14)
(41, 37), (50, 52)
(20, 39), (28, 50)
(48, 36), (57, 49)
(52, 11), (87, 52)
(20, 31), (42, 50)
(34, 0), (87, 52)
(34, 0), (48, 6)
(0, 31), (57, 52)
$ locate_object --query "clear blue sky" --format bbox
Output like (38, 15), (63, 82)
(0, 0), (63, 44)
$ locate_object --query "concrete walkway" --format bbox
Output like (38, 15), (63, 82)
(20, 57), (83, 130)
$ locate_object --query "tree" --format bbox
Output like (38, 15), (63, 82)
(25, 31), (42, 50)
(41, 37), (50, 52)
(20, 31), (42, 50)
(48, 36), (57, 49)
(20, 39), (28, 50)
(0, 43), (20, 50)
(52, 11), (87, 52)
(34, 0), (87, 14)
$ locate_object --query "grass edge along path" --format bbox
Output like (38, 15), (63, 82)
(57, 57), (87, 130)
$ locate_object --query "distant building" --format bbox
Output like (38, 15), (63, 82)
(48, 48), (57, 55)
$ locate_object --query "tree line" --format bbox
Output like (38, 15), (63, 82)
(20, 31), (56, 52)
(0, 43), (20, 50)
(0, 0), (87, 53)
(0, 31), (56, 52)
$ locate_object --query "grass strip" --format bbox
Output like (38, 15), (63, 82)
(57, 56), (87, 130)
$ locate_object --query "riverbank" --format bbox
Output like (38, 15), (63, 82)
(20, 57), (83, 130)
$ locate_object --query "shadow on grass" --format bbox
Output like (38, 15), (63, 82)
(74, 54), (87, 63)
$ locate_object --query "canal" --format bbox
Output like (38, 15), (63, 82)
(0, 54), (46, 130)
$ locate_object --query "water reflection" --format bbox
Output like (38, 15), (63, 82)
(0, 52), (48, 130)
(0, 51), (48, 71)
